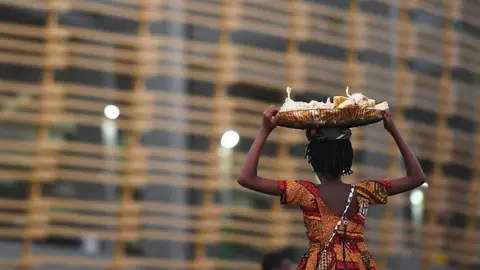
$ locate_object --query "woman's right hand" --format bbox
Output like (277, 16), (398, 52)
(383, 110), (396, 133)
(262, 105), (279, 131)
(237, 105), (282, 197)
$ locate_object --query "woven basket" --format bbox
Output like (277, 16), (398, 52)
(277, 108), (385, 129)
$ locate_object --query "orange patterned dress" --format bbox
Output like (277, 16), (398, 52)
(277, 180), (391, 270)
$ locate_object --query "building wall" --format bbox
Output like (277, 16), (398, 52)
(0, 0), (478, 269)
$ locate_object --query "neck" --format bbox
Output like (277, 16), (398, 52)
(317, 173), (342, 184)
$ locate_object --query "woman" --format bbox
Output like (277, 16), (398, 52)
(238, 105), (426, 269)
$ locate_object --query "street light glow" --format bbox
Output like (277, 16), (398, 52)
(409, 190), (424, 205)
(104, 105), (120, 120)
(220, 130), (239, 149)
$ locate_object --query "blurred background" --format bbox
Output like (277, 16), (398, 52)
(0, 0), (477, 269)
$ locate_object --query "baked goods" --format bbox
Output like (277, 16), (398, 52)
(277, 86), (389, 129)
(279, 86), (389, 112)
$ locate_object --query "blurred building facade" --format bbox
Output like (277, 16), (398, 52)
(0, 0), (478, 269)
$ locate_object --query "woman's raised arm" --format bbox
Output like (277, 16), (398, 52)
(237, 106), (282, 196)
(383, 111), (426, 195)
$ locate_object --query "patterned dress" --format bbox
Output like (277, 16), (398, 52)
(277, 180), (392, 270)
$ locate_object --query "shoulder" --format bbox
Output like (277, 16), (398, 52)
(356, 180), (391, 204)
(278, 180), (318, 205)
(278, 180), (319, 195)
(278, 180), (317, 191)
(357, 180), (392, 189)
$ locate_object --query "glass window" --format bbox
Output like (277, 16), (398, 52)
(0, 5), (47, 26)
(403, 107), (438, 124)
(61, 12), (138, 35)
(447, 115), (476, 134)
(443, 163), (473, 180)
(305, 0), (349, 10)
(357, 50), (396, 69)
(407, 59), (442, 78)
(354, 149), (390, 169)
(453, 20), (480, 40)
(360, 1), (397, 17)
(299, 41), (347, 61)
(418, 158), (434, 175)
(232, 30), (288, 52)
(451, 67), (478, 85)
(409, 10), (444, 28)
(228, 84), (283, 103)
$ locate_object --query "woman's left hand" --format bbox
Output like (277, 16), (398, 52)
(382, 110), (396, 133)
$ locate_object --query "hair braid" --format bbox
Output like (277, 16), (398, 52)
(305, 137), (354, 177)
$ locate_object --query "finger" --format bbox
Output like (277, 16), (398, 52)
(383, 110), (390, 119)
(264, 109), (272, 117)
(271, 107), (279, 116)
(266, 106), (277, 116)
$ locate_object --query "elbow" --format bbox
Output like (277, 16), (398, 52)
(237, 178), (245, 187)
(420, 174), (426, 184)
(237, 175), (256, 188)
(417, 177), (426, 186)
(412, 174), (426, 187)
(237, 176), (249, 187)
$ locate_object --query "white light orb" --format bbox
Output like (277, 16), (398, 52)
(220, 130), (240, 149)
(409, 190), (424, 205)
(104, 105), (120, 120)
(422, 182), (429, 188)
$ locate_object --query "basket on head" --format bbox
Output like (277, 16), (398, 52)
(277, 107), (384, 129)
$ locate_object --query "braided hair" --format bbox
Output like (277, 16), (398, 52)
(305, 128), (354, 177)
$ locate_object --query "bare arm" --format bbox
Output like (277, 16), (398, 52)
(237, 106), (281, 196)
(383, 111), (426, 195)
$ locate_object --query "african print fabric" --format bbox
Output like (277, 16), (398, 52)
(277, 180), (391, 270)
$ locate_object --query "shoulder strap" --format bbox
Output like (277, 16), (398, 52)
(324, 184), (355, 248)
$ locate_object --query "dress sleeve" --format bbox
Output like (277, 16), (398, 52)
(277, 180), (316, 207)
(356, 180), (391, 205)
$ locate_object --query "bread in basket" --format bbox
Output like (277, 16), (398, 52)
(277, 87), (389, 129)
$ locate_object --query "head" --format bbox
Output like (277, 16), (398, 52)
(261, 248), (294, 270)
(305, 127), (354, 179)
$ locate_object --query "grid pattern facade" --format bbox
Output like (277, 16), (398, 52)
(0, 0), (478, 269)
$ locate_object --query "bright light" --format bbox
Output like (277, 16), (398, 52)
(220, 130), (239, 149)
(104, 105), (120, 120)
(410, 190), (424, 205)
(422, 182), (429, 188)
